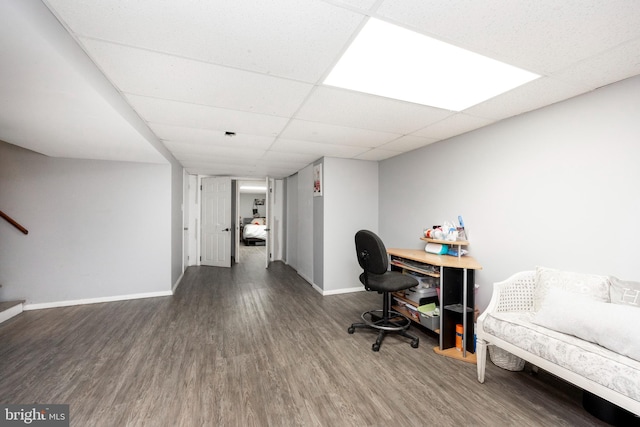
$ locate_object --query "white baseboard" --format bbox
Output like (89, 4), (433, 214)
(23, 290), (173, 311)
(322, 286), (366, 296)
(0, 303), (23, 323)
(172, 271), (185, 293)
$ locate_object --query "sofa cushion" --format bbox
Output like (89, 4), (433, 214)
(610, 277), (640, 308)
(483, 311), (640, 401)
(533, 266), (610, 311)
(532, 287), (640, 363)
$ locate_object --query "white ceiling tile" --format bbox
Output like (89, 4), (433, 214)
(4, 1), (640, 179)
(164, 141), (266, 161)
(324, 0), (380, 11)
(377, 0), (640, 74)
(249, 165), (302, 178)
(280, 119), (400, 147)
(80, 39), (314, 116)
(549, 38), (640, 90)
(378, 135), (438, 152)
(261, 150), (320, 166)
(296, 86), (454, 133)
(47, 0), (364, 82)
(0, 2), (165, 164)
(355, 148), (403, 161)
(413, 113), (496, 140)
(270, 138), (369, 158)
(126, 95), (289, 137)
(464, 77), (591, 120)
(181, 161), (255, 176)
(151, 124), (275, 150)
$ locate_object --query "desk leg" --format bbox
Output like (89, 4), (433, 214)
(438, 265), (444, 350)
(462, 268), (467, 358)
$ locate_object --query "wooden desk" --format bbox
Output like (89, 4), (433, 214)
(388, 248), (482, 363)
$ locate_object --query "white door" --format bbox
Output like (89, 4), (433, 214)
(234, 181), (241, 264)
(201, 176), (232, 267)
(182, 170), (189, 271)
(265, 177), (275, 268)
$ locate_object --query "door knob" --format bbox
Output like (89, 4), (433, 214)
(223, 228), (230, 232)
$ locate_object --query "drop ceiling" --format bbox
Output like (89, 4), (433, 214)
(2, 0), (640, 178)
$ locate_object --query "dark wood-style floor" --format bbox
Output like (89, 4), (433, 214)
(0, 248), (607, 426)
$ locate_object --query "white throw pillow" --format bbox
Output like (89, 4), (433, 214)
(532, 287), (640, 363)
(533, 266), (610, 311)
(610, 276), (640, 308)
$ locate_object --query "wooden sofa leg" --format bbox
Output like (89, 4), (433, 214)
(476, 338), (487, 383)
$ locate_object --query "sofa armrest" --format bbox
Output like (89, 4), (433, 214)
(482, 270), (536, 316)
(476, 270), (536, 383)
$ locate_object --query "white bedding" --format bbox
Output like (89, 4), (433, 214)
(243, 223), (267, 240)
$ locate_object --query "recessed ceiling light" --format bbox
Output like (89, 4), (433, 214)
(324, 18), (540, 111)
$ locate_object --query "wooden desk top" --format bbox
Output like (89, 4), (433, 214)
(387, 248), (482, 270)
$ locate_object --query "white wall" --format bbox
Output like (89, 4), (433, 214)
(323, 157), (378, 294)
(296, 165), (314, 284)
(169, 155), (184, 287)
(285, 173), (298, 269)
(0, 141), (174, 306)
(271, 179), (285, 261)
(240, 192), (266, 218)
(3, 1), (186, 298)
(379, 75), (640, 311)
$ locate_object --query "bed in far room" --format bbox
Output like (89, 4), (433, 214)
(242, 217), (267, 245)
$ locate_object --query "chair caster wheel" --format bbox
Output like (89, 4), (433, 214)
(411, 339), (419, 349)
(347, 326), (355, 334)
(372, 343), (380, 352)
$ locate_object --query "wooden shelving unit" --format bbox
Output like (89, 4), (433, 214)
(388, 246), (482, 364)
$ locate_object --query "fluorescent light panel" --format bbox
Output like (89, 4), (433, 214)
(240, 185), (266, 191)
(324, 19), (540, 111)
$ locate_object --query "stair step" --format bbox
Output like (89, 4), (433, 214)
(0, 300), (25, 324)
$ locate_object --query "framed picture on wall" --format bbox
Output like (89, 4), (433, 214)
(313, 163), (322, 197)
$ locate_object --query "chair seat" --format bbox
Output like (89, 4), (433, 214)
(359, 270), (418, 293)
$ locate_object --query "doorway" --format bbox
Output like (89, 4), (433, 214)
(236, 179), (267, 265)
(185, 175), (282, 269)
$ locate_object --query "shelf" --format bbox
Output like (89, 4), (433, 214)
(444, 304), (474, 314)
(433, 346), (477, 365)
(420, 237), (469, 246)
(390, 259), (440, 277)
(387, 248), (482, 270)
(392, 305), (420, 322)
(392, 292), (417, 307)
(392, 304), (440, 334)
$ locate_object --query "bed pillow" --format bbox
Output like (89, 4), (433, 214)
(610, 276), (640, 308)
(251, 218), (265, 225)
(533, 266), (610, 311)
(532, 287), (640, 362)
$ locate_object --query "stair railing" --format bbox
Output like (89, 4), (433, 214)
(0, 210), (28, 235)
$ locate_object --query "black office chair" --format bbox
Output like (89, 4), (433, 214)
(348, 230), (420, 351)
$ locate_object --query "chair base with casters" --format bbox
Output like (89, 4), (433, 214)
(348, 291), (419, 352)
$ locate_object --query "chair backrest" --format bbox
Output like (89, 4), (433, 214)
(355, 230), (388, 275)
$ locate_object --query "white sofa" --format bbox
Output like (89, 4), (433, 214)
(476, 268), (640, 417)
